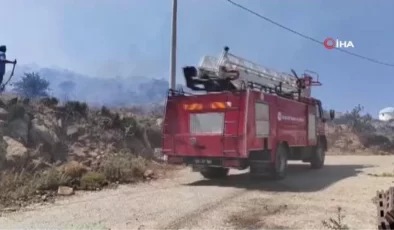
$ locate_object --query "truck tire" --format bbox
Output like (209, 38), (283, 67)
(310, 144), (325, 169)
(200, 167), (229, 179)
(270, 144), (288, 180)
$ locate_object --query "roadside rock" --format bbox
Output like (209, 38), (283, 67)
(3, 136), (29, 168)
(67, 125), (79, 137)
(66, 125), (85, 140)
(0, 108), (8, 120)
(143, 169), (154, 179)
(6, 115), (30, 144)
(30, 118), (68, 162)
(30, 118), (60, 146)
(57, 186), (74, 196)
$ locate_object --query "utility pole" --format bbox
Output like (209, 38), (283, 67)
(169, 0), (178, 90)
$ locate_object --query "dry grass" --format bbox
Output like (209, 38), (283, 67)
(61, 161), (89, 178)
(0, 168), (71, 207)
(226, 198), (288, 229)
(322, 207), (350, 230)
(80, 172), (107, 190)
(99, 153), (148, 183)
(0, 153), (155, 208)
(367, 172), (394, 177)
(373, 150), (392, 156)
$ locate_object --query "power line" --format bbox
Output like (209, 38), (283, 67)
(226, 0), (394, 67)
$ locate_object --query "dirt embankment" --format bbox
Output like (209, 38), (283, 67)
(0, 95), (170, 209)
(327, 106), (394, 155)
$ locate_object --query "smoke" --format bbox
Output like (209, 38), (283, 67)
(9, 65), (169, 107)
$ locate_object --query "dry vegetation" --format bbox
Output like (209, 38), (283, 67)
(226, 198), (289, 229)
(0, 94), (171, 209)
(322, 207), (350, 230)
(327, 104), (394, 155)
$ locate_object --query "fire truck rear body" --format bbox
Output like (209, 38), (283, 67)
(162, 47), (334, 179)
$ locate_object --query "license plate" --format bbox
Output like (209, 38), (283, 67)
(194, 159), (213, 165)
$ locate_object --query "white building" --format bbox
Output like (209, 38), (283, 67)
(378, 107), (394, 121)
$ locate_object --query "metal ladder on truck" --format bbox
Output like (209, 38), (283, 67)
(197, 46), (302, 95)
(220, 82), (246, 156)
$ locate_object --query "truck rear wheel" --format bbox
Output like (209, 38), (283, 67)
(200, 167), (229, 179)
(270, 144), (288, 180)
(310, 144), (325, 169)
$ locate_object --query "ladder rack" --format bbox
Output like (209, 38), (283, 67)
(198, 47), (298, 93)
(183, 46), (321, 98)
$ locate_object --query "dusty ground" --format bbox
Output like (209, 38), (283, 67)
(0, 155), (393, 230)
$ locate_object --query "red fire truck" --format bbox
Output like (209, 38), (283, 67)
(162, 47), (335, 180)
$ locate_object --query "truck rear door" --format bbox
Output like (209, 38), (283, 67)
(162, 92), (246, 158)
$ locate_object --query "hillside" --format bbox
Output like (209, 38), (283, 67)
(327, 106), (394, 155)
(0, 94), (169, 208)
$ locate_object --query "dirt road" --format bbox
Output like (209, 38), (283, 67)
(1, 155), (393, 229)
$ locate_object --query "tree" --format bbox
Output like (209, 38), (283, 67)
(13, 72), (50, 98)
(341, 104), (375, 133)
(58, 80), (76, 100)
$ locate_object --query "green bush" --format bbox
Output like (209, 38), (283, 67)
(80, 172), (107, 190)
(99, 154), (147, 183)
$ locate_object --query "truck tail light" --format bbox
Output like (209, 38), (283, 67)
(183, 103), (203, 111)
(210, 102), (227, 109)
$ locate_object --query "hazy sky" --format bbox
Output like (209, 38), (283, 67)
(2, 0), (394, 114)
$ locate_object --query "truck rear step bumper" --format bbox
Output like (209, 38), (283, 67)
(167, 156), (248, 170)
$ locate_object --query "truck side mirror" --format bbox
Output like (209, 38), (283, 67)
(329, 109), (335, 120)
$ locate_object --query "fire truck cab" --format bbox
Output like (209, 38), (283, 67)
(162, 47), (335, 180)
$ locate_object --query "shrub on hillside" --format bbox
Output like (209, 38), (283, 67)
(64, 101), (88, 116)
(330, 104), (394, 153)
(99, 153), (147, 183)
(13, 72), (50, 98)
(80, 172), (107, 190)
(337, 104), (375, 133)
